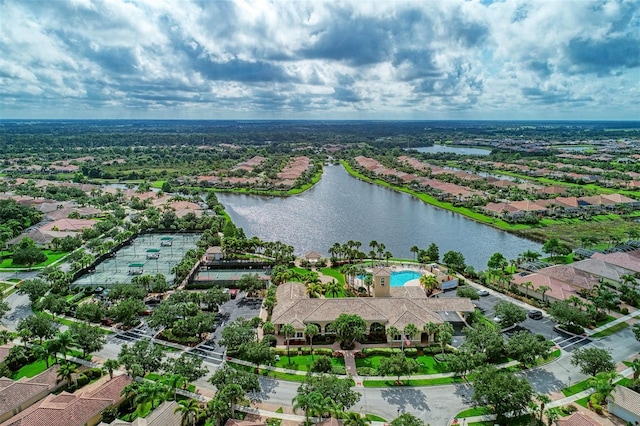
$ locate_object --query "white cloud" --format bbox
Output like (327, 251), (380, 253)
(0, 0), (638, 119)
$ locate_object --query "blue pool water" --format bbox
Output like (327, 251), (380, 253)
(390, 270), (422, 287)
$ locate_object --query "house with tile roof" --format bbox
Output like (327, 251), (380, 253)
(535, 264), (601, 293)
(271, 282), (474, 346)
(570, 258), (635, 286)
(511, 272), (578, 303)
(591, 249), (640, 273)
(0, 374), (132, 426)
(98, 401), (181, 426)
(555, 412), (602, 426)
(608, 386), (640, 424)
(0, 365), (64, 423)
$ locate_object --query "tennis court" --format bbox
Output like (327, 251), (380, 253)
(73, 233), (201, 288)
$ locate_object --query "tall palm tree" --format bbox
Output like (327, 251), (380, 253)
(31, 344), (49, 369)
(219, 383), (245, 419)
(423, 322), (439, 344)
(206, 396), (230, 426)
(630, 358), (640, 381)
(589, 371), (620, 405)
(135, 381), (167, 411)
(44, 339), (61, 365)
(161, 373), (184, 401)
(103, 359), (120, 380)
(304, 324), (320, 359)
(402, 323), (419, 350)
(537, 285), (551, 304)
(386, 326), (399, 347)
(326, 279), (342, 298)
(174, 398), (202, 426)
(410, 245), (420, 262)
(57, 361), (78, 387)
(54, 331), (75, 360)
(281, 323), (296, 363)
(436, 323), (454, 355)
(384, 251), (393, 266)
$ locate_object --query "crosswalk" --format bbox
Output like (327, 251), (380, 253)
(552, 334), (591, 351)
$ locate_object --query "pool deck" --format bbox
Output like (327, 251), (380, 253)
(353, 263), (437, 288)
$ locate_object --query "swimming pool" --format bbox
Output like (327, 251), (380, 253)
(390, 270), (422, 287)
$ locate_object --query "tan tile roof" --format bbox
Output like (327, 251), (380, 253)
(99, 401), (182, 426)
(591, 250), (640, 273)
(536, 264), (600, 291)
(272, 282), (474, 330)
(611, 385), (640, 415)
(571, 258), (634, 282)
(556, 412), (602, 426)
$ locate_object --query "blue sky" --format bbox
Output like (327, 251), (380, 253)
(1, 0), (639, 120)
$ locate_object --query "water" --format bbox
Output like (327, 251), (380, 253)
(390, 270), (421, 287)
(217, 165), (541, 270)
(413, 145), (491, 155)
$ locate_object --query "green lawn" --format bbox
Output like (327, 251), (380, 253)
(319, 267), (345, 285)
(0, 250), (70, 269)
(274, 354), (345, 371)
(562, 379), (592, 397)
(356, 354), (450, 375)
(457, 407), (492, 418)
(365, 414), (387, 422)
(591, 322), (629, 338)
(12, 357), (59, 380)
(575, 396), (590, 408)
(594, 315), (616, 327)
(362, 376), (464, 387)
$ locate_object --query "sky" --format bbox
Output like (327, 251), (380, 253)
(1, 0), (639, 121)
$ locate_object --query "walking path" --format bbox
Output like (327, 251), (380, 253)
(586, 309), (640, 337)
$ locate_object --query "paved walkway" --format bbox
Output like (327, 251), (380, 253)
(586, 309), (640, 337)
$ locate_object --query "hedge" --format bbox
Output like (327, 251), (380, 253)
(314, 348), (333, 356)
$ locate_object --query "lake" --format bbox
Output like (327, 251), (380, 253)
(413, 145), (491, 155)
(217, 165), (540, 270)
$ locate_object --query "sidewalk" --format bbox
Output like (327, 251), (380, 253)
(586, 310), (640, 337)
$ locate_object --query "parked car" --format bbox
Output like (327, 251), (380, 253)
(528, 309), (543, 320)
(473, 304), (486, 313)
(478, 290), (490, 297)
(229, 288), (238, 299)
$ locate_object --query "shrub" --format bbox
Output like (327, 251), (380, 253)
(310, 356), (334, 373)
(299, 347), (312, 355)
(363, 348), (394, 356)
(620, 307), (629, 315)
(75, 373), (90, 388)
(331, 366), (346, 375)
(274, 348), (288, 356)
(262, 334), (277, 347)
(564, 404), (577, 414)
(314, 348), (333, 356)
(434, 353), (448, 362)
(357, 367), (376, 376)
(332, 351), (345, 358)
(403, 348), (418, 357)
(353, 351), (365, 359)
(84, 367), (103, 379)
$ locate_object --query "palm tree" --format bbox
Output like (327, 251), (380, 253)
(31, 344), (49, 369)
(326, 279), (342, 298)
(103, 359), (120, 380)
(621, 273), (638, 290)
(206, 396), (230, 426)
(174, 398), (202, 426)
(135, 381), (167, 411)
(57, 361), (78, 387)
(535, 394), (551, 426)
(304, 324), (320, 359)
(363, 274), (373, 297)
(306, 282), (325, 298)
(44, 339), (61, 365)
(384, 251), (393, 266)
(281, 323), (296, 363)
(522, 281), (533, 297)
(161, 373), (184, 401)
(219, 383), (245, 419)
(386, 326), (399, 347)
(410, 245), (420, 262)
(419, 274), (439, 296)
(436, 323), (454, 355)
(342, 412), (371, 426)
(630, 358), (640, 381)
(423, 322), (439, 344)
(537, 285), (551, 304)
(402, 323), (419, 350)
(589, 371), (620, 405)
(54, 331), (75, 360)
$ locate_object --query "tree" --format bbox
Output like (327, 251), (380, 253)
(237, 273), (265, 296)
(549, 300), (591, 331)
(103, 359), (120, 380)
(17, 278), (48, 304)
(537, 285), (551, 304)
(40, 294), (68, 321)
(442, 250), (466, 271)
(493, 301), (526, 328)
(506, 331), (553, 366)
(0, 300), (9, 321)
(70, 322), (106, 358)
(462, 324), (505, 363)
(456, 286), (480, 300)
(422, 322), (439, 344)
(54, 330), (74, 360)
(297, 373), (361, 414)
(202, 287), (230, 312)
(206, 396), (231, 426)
(293, 391), (327, 424)
(634, 323), (640, 342)
(166, 353), (208, 386)
(386, 326), (399, 347)
(390, 413), (426, 426)
(75, 302), (107, 323)
(343, 412), (371, 426)
(280, 323), (296, 363)
(472, 366), (533, 425)
(424, 243), (439, 263)
(57, 361), (78, 386)
(209, 365), (261, 394)
(571, 347), (616, 377)
(304, 323), (320, 358)
(118, 339), (165, 377)
(220, 318), (256, 355)
(487, 252), (508, 271)
(240, 341), (276, 372)
(31, 344), (50, 369)
(219, 383), (245, 419)
(110, 298), (145, 328)
(326, 279), (342, 298)
(419, 274), (439, 296)
(310, 355), (334, 373)
(329, 313), (366, 349)
(174, 398), (202, 426)
(410, 245), (419, 262)
(377, 352), (420, 384)
(402, 323), (419, 350)
(17, 314), (55, 343)
(445, 348), (486, 378)
(12, 246), (47, 267)
(589, 371), (620, 405)
(435, 322), (454, 355)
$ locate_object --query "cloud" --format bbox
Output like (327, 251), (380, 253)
(0, 0), (638, 119)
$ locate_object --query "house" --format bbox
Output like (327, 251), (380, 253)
(304, 251), (323, 264)
(98, 400), (181, 426)
(608, 386), (640, 424)
(511, 272), (578, 303)
(535, 264), (601, 293)
(1, 374), (132, 426)
(0, 365), (64, 423)
(591, 249), (640, 273)
(39, 218), (98, 233)
(205, 246), (223, 262)
(555, 412), (602, 426)
(270, 281), (474, 345)
(570, 258), (635, 286)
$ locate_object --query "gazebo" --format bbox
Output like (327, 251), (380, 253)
(160, 237), (173, 247)
(146, 248), (160, 259)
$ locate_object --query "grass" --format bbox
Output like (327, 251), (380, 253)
(457, 407), (492, 418)
(575, 396), (590, 408)
(0, 250), (70, 269)
(319, 267), (346, 286)
(274, 354), (345, 371)
(11, 357), (57, 379)
(365, 414), (387, 422)
(356, 354), (450, 375)
(147, 372), (196, 392)
(594, 315), (616, 327)
(562, 379), (592, 397)
(591, 322), (629, 337)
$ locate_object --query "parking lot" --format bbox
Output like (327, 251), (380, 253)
(441, 286), (591, 352)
